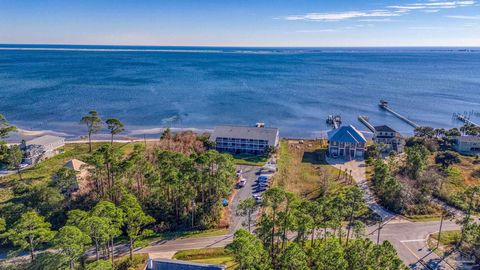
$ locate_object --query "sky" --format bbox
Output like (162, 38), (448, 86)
(0, 0), (479, 47)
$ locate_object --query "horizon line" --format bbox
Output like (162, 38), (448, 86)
(1, 43), (480, 49)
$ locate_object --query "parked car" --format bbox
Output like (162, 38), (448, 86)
(254, 186), (267, 193)
(255, 196), (263, 204)
(258, 181), (270, 187)
(236, 169), (243, 177)
(237, 178), (247, 188)
(257, 176), (269, 182)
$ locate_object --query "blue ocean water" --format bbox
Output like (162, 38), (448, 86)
(0, 44), (479, 138)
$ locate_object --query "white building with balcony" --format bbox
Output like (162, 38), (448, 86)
(210, 125), (279, 155)
(22, 135), (65, 164)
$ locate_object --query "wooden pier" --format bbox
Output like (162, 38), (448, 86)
(454, 113), (479, 127)
(358, 115), (376, 132)
(379, 100), (419, 128)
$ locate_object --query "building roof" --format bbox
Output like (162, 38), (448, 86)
(64, 159), (87, 171)
(328, 125), (367, 144)
(374, 125), (398, 133)
(26, 135), (64, 146)
(147, 259), (225, 270)
(210, 125), (279, 146)
(454, 135), (480, 142)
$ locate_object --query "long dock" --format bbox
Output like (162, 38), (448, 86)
(454, 113), (479, 127)
(358, 115), (376, 132)
(379, 100), (419, 128)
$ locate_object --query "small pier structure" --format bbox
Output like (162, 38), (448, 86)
(453, 113), (479, 127)
(326, 115), (342, 129)
(358, 115), (376, 132)
(379, 100), (419, 128)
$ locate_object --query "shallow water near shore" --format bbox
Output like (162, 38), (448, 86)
(0, 45), (479, 139)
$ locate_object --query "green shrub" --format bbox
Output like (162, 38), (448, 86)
(114, 254), (148, 270)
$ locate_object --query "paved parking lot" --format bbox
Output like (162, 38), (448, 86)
(229, 164), (266, 233)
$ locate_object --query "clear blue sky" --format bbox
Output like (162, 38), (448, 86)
(0, 0), (479, 46)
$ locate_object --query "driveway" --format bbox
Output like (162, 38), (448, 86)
(327, 157), (396, 221)
(228, 165), (262, 233)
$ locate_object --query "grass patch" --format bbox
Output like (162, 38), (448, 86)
(153, 228), (229, 240)
(427, 230), (461, 257)
(437, 155), (480, 211)
(114, 253), (149, 270)
(0, 142), (142, 203)
(229, 153), (268, 166)
(1, 142), (137, 183)
(431, 230), (461, 246)
(404, 214), (442, 222)
(272, 139), (346, 199)
(174, 247), (236, 269)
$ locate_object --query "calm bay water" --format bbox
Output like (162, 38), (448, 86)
(0, 45), (479, 139)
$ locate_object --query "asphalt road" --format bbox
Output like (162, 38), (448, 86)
(229, 165), (262, 233)
(138, 219), (462, 270)
(367, 220), (460, 269)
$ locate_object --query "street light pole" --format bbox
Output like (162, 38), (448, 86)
(377, 221), (382, 245)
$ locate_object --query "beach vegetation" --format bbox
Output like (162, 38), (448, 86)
(105, 118), (125, 145)
(80, 111), (102, 153)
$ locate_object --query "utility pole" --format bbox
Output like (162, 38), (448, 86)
(437, 210), (445, 249)
(377, 221), (382, 245)
(191, 200), (196, 228)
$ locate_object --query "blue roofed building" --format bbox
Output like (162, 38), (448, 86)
(328, 125), (367, 160)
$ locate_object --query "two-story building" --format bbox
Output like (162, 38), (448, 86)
(452, 136), (480, 155)
(210, 125), (279, 155)
(373, 125), (405, 153)
(328, 125), (367, 159)
(22, 135), (65, 164)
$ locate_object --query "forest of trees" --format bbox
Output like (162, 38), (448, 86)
(228, 186), (408, 270)
(0, 112), (237, 269)
(368, 126), (480, 263)
(368, 125), (476, 215)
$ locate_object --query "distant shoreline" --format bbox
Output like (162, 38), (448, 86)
(4, 123), (369, 144)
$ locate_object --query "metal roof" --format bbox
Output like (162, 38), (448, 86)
(454, 135), (480, 142)
(328, 125), (367, 144)
(210, 125), (279, 146)
(64, 159), (87, 171)
(374, 125), (398, 133)
(26, 135), (65, 146)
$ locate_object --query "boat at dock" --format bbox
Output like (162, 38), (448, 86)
(326, 115), (342, 129)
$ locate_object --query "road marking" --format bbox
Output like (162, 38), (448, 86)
(400, 242), (420, 260)
(400, 239), (426, 243)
